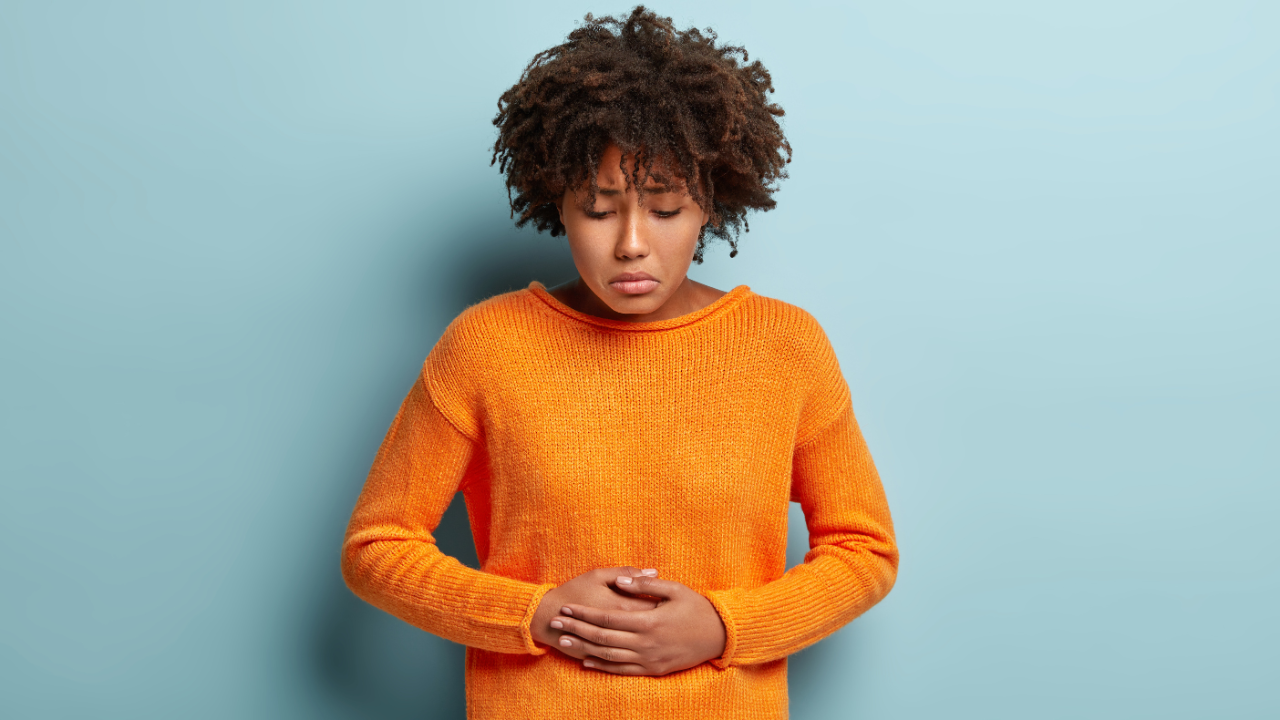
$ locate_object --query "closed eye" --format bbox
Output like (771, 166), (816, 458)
(584, 209), (681, 219)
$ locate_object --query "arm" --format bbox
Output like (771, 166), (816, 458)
(703, 400), (898, 667)
(547, 399), (898, 673)
(340, 371), (556, 655)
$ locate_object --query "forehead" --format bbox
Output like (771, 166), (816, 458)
(594, 143), (682, 189)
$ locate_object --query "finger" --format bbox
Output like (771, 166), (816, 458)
(550, 635), (588, 660)
(612, 593), (660, 612)
(609, 566), (660, 578)
(559, 604), (652, 633)
(582, 657), (650, 676)
(550, 615), (641, 648)
(612, 575), (682, 600)
(557, 634), (643, 665)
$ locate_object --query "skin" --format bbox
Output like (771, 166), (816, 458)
(527, 144), (729, 675)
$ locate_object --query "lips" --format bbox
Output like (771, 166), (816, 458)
(609, 272), (659, 295)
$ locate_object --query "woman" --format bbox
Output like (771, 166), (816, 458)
(340, 7), (898, 718)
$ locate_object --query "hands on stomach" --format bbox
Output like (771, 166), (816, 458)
(531, 567), (728, 676)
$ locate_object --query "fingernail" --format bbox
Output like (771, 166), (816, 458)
(550, 620), (563, 629)
(642, 568), (658, 576)
(560, 637), (572, 647)
(616, 576), (633, 585)
(561, 607), (573, 616)
(584, 660), (595, 668)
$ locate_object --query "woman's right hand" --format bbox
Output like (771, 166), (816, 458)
(531, 567), (660, 651)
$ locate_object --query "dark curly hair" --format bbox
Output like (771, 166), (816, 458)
(491, 5), (791, 262)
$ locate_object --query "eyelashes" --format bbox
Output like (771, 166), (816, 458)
(585, 209), (682, 219)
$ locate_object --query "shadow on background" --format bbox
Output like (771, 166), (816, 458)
(306, 225), (576, 719)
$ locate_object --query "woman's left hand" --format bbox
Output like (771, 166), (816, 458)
(548, 575), (727, 676)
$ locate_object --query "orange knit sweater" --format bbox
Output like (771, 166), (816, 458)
(341, 281), (898, 719)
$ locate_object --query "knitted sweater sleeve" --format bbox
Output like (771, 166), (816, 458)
(340, 370), (556, 655)
(703, 319), (899, 668)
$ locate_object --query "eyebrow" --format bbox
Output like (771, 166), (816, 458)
(597, 185), (672, 196)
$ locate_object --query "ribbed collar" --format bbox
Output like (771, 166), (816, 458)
(525, 281), (753, 332)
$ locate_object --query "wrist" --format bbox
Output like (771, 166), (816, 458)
(530, 585), (565, 647)
(699, 590), (736, 668)
(696, 592), (728, 662)
(516, 583), (558, 655)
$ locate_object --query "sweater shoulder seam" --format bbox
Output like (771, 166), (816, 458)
(419, 364), (482, 444)
(795, 393), (852, 449)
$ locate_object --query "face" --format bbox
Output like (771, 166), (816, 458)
(555, 144), (710, 321)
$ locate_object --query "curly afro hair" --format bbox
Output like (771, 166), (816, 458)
(491, 5), (791, 262)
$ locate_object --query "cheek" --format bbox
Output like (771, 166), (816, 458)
(565, 228), (613, 276)
(658, 216), (704, 256)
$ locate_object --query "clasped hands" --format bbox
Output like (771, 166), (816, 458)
(531, 566), (727, 676)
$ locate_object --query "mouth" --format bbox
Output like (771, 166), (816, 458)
(609, 272), (659, 295)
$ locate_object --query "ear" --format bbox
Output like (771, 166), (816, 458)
(555, 189), (571, 225)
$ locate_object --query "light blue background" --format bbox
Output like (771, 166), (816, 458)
(2, 1), (1277, 718)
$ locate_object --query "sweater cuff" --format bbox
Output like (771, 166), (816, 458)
(702, 589), (740, 669)
(519, 583), (558, 656)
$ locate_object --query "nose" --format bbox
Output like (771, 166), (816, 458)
(615, 209), (649, 260)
